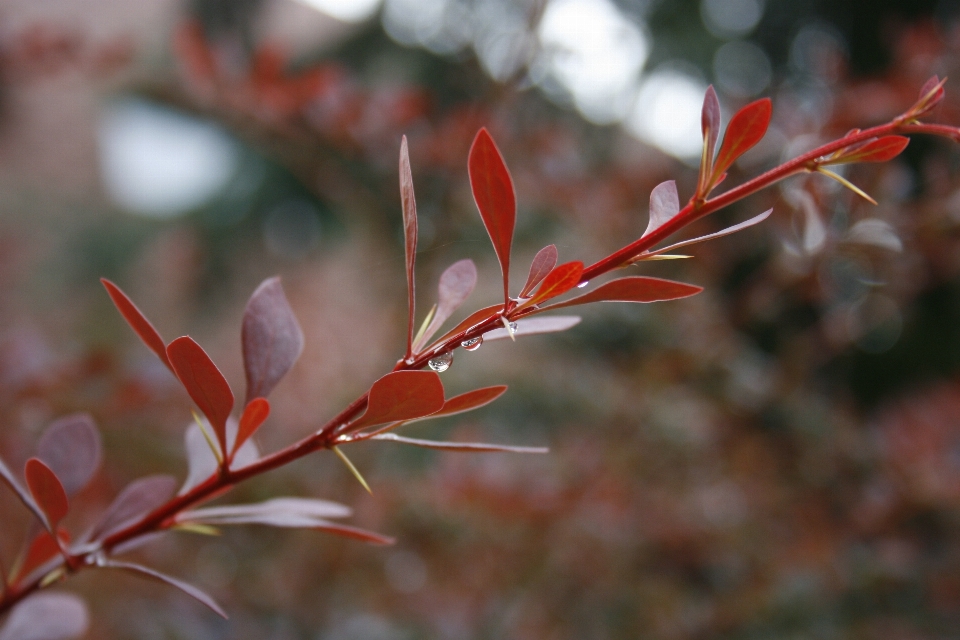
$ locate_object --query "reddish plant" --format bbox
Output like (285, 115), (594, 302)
(0, 76), (957, 634)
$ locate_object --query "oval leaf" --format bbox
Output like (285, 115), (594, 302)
(91, 475), (177, 540)
(711, 97), (772, 182)
(104, 560), (227, 618)
(347, 370), (445, 432)
(0, 593), (89, 640)
(24, 458), (68, 530)
(519, 244), (559, 298)
(36, 413), (101, 497)
(484, 316), (582, 341)
(0, 455), (47, 528)
(643, 181), (680, 238)
(241, 277), (305, 403)
(167, 336), (234, 456)
(415, 259), (478, 351)
(101, 279), (172, 372)
(400, 136), (419, 359)
(234, 398), (270, 457)
(539, 276), (703, 311)
(469, 128), (516, 303)
(521, 261), (584, 308)
(829, 136), (909, 165)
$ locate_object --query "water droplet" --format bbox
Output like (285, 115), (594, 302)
(577, 280), (589, 288)
(428, 352), (453, 372)
(461, 337), (483, 351)
(508, 322), (518, 333)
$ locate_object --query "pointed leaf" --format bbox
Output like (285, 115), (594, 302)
(101, 279), (172, 372)
(24, 458), (68, 530)
(518, 261), (584, 310)
(0, 454), (47, 528)
(643, 181), (680, 238)
(182, 419), (259, 494)
(373, 433), (548, 454)
(241, 277), (304, 404)
(347, 371), (445, 432)
(538, 277), (703, 312)
(400, 136), (418, 359)
(234, 398), (270, 457)
(826, 136), (909, 165)
(910, 75), (946, 118)
(308, 522), (395, 545)
(181, 497), (351, 523)
(519, 244), (559, 298)
(640, 209), (772, 259)
(36, 414), (101, 497)
(91, 475), (177, 540)
(103, 560), (227, 618)
(469, 128), (516, 304)
(415, 259), (477, 351)
(432, 385), (508, 418)
(423, 303), (503, 352)
(0, 593), (89, 640)
(711, 97), (772, 182)
(484, 316), (582, 341)
(698, 86), (721, 196)
(167, 336), (234, 457)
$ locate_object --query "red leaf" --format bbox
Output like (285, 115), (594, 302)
(698, 86), (720, 196)
(711, 98), (772, 182)
(373, 433), (548, 454)
(101, 279), (172, 372)
(911, 75), (946, 118)
(519, 261), (584, 309)
(24, 458), (68, 530)
(0, 454), (47, 528)
(91, 475), (177, 540)
(433, 385), (507, 418)
(234, 398), (270, 457)
(641, 209), (772, 259)
(11, 530), (69, 585)
(241, 277), (304, 403)
(519, 244), (558, 298)
(829, 136), (909, 165)
(0, 593), (89, 640)
(484, 316), (581, 341)
(469, 128), (516, 304)
(415, 259), (477, 352)
(167, 337), (234, 457)
(104, 560), (227, 618)
(424, 303), (503, 352)
(36, 413), (101, 496)
(400, 135), (418, 359)
(348, 371), (445, 431)
(539, 277), (703, 311)
(643, 181), (680, 238)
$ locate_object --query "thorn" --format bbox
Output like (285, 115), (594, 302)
(500, 315), (516, 341)
(411, 304), (437, 352)
(817, 167), (877, 205)
(173, 522), (221, 536)
(333, 446), (372, 494)
(192, 411), (224, 465)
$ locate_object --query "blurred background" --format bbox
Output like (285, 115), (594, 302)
(2, 0), (960, 637)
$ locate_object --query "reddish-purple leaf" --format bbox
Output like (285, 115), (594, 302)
(484, 316), (582, 341)
(101, 279), (172, 372)
(911, 75), (946, 118)
(698, 85), (721, 195)
(469, 128), (516, 304)
(373, 433), (548, 454)
(0, 454), (47, 528)
(347, 370), (445, 432)
(104, 560), (227, 618)
(538, 277), (703, 311)
(424, 303), (503, 352)
(519, 244), (559, 298)
(241, 277), (304, 404)
(167, 336), (234, 457)
(91, 475), (177, 541)
(518, 261), (584, 310)
(711, 97), (772, 182)
(36, 413), (101, 497)
(24, 458), (68, 530)
(830, 136), (909, 165)
(234, 398), (270, 457)
(433, 385), (507, 418)
(415, 259), (477, 352)
(400, 135), (418, 359)
(641, 209), (772, 259)
(643, 181), (680, 238)
(181, 497), (351, 523)
(0, 592), (89, 640)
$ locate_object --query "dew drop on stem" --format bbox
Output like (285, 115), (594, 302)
(508, 322), (518, 332)
(577, 281), (589, 288)
(461, 337), (482, 351)
(428, 352), (453, 372)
